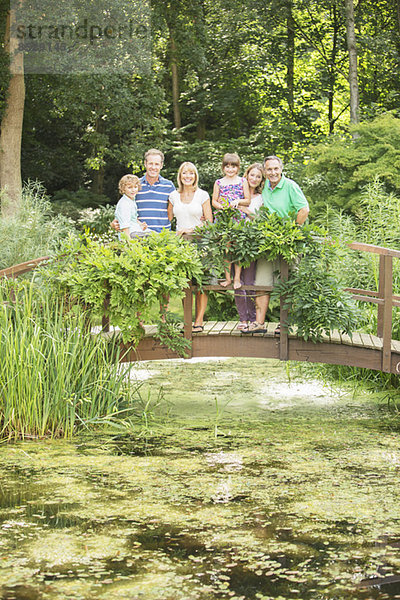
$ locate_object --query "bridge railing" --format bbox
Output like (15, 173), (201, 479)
(0, 241), (399, 372)
(345, 242), (400, 372)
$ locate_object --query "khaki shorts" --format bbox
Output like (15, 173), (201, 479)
(254, 258), (279, 287)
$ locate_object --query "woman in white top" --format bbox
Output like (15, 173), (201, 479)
(168, 162), (213, 333)
(168, 162), (213, 234)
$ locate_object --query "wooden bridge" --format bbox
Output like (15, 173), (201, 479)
(2, 241), (400, 374)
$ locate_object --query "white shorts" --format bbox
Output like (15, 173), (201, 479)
(254, 258), (279, 286)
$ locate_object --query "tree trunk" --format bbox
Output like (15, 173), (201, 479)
(170, 35), (181, 129)
(0, 9), (25, 217)
(328, 2), (339, 133)
(344, 0), (359, 125)
(286, 0), (295, 112)
(196, 118), (206, 140)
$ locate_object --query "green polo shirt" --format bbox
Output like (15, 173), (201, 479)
(262, 174), (308, 218)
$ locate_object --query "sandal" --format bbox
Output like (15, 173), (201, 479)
(237, 321), (248, 330)
(274, 324), (281, 336)
(242, 322), (267, 334)
(192, 324), (204, 333)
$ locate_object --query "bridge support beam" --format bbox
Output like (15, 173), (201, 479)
(279, 260), (289, 361)
(183, 285), (193, 358)
(379, 255), (393, 373)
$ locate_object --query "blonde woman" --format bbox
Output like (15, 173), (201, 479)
(168, 162), (212, 234)
(168, 162), (213, 332)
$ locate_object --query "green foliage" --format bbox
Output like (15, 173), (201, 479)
(303, 114), (400, 214)
(42, 231), (203, 348)
(0, 279), (138, 440)
(0, 181), (74, 269)
(314, 182), (400, 343)
(272, 244), (362, 342)
(51, 189), (110, 221)
(254, 209), (317, 263)
(196, 206), (322, 275)
(77, 205), (117, 235)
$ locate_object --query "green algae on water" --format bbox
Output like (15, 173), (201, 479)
(0, 358), (400, 599)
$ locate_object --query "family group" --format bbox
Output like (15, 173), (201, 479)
(113, 148), (309, 334)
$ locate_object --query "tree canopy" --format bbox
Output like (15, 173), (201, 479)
(0, 0), (399, 212)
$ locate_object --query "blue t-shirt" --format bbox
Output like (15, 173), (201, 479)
(135, 175), (175, 232)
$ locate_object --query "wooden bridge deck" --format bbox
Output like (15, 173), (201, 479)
(119, 321), (400, 375)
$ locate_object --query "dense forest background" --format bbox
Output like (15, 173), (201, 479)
(0, 0), (400, 218)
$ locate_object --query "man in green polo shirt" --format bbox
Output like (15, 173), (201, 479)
(244, 155), (309, 334)
(262, 155), (309, 223)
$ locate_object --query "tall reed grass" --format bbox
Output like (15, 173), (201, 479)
(0, 279), (137, 440)
(0, 181), (74, 269)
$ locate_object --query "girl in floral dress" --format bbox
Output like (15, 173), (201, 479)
(211, 153), (250, 290)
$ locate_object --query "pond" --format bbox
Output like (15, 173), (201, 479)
(1, 358), (400, 600)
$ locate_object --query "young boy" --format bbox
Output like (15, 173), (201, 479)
(115, 174), (150, 239)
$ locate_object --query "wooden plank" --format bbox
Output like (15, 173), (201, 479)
(192, 334), (280, 360)
(350, 295), (383, 305)
(369, 334), (383, 350)
(347, 242), (400, 258)
(208, 321), (227, 335)
(341, 332), (354, 346)
(0, 256), (50, 278)
(330, 330), (342, 344)
(144, 324), (158, 336)
(359, 333), (379, 350)
(203, 320), (217, 333)
(220, 320), (238, 333)
(377, 255), (385, 337)
(288, 339), (383, 372)
(320, 331), (330, 343)
(345, 287), (378, 297)
(266, 322), (278, 337)
(200, 284), (273, 292)
(350, 332), (364, 348)
(391, 339), (400, 353)
(225, 321), (240, 334)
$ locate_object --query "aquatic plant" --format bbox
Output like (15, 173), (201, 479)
(0, 279), (139, 440)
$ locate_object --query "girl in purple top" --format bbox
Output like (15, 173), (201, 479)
(212, 153), (250, 289)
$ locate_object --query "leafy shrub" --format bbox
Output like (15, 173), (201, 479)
(42, 230), (203, 346)
(272, 244), (362, 342)
(302, 113), (400, 215)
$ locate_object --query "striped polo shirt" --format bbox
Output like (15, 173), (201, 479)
(136, 174), (175, 232)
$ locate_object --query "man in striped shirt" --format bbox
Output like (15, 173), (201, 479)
(112, 149), (175, 234)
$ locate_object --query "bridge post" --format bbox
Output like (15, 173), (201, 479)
(102, 294), (110, 333)
(377, 255), (385, 338)
(183, 284), (193, 357)
(380, 255), (393, 373)
(279, 259), (289, 361)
